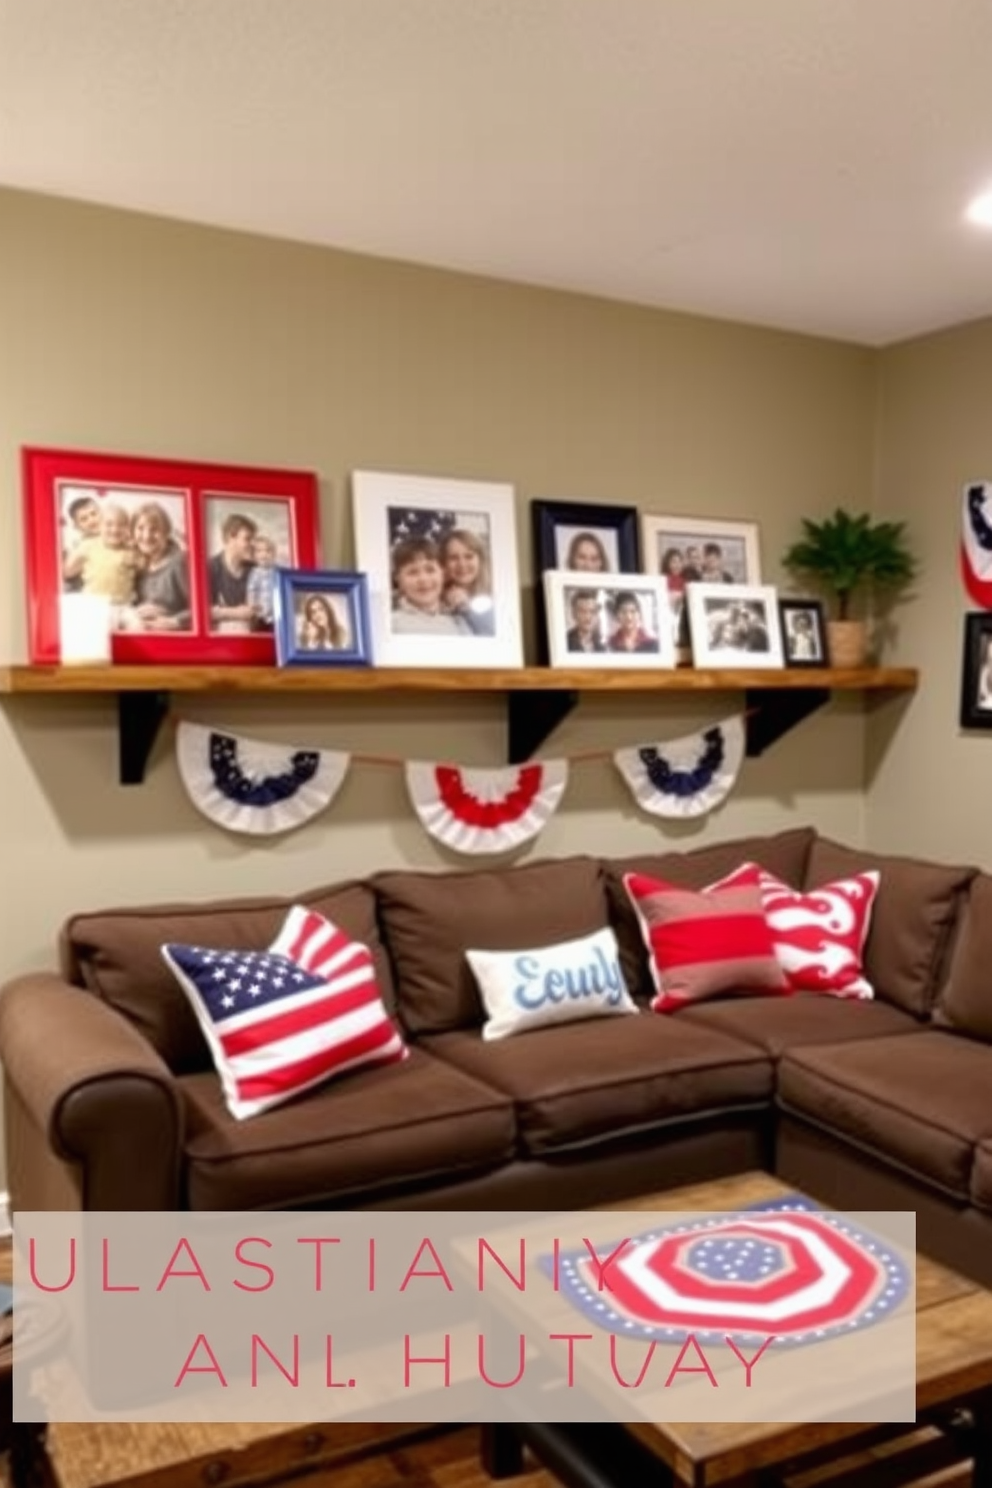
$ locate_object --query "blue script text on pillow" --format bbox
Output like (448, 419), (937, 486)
(513, 945), (625, 1011)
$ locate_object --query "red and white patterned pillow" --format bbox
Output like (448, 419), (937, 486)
(623, 866), (790, 1013)
(716, 863), (880, 1000)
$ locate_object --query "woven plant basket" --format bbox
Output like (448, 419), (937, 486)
(826, 619), (869, 668)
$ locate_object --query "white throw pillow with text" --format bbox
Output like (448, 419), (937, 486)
(466, 926), (638, 1041)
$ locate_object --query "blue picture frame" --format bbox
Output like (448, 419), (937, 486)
(273, 568), (373, 667)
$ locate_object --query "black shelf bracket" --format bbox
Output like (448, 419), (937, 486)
(118, 691), (171, 785)
(507, 689), (578, 764)
(744, 685), (830, 757)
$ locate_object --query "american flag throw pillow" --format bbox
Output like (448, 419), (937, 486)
(161, 905), (408, 1120)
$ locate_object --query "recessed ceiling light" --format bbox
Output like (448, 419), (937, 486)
(965, 189), (992, 227)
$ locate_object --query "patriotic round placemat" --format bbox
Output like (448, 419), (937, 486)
(177, 721), (350, 836)
(541, 1198), (910, 1349)
(962, 481), (992, 607)
(405, 760), (568, 855)
(614, 716), (745, 820)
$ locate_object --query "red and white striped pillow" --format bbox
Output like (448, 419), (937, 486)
(162, 905), (408, 1120)
(716, 863), (880, 999)
(624, 866), (790, 1013)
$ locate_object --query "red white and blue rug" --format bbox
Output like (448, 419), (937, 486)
(540, 1198), (911, 1349)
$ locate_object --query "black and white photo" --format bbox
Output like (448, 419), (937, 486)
(779, 598), (828, 667)
(687, 582), (784, 668)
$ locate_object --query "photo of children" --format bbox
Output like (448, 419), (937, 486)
(295, 591), (350, 652)
(386, 505), (495, 637)
(562, 584), (661, 654)
(203, 495), (294, 634)
(546, 572), (673, 668)
(57, 482), (193, 633)
(554, 526), (619, 573)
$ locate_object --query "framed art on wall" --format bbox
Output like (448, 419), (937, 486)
(959, 611), (992, 729)
(543, 571), (676, 669)
(351, 469), (524, 668)
(22, 447), (321, 665)
(686, 582), (785, 668)
(273, 569), (372, 668)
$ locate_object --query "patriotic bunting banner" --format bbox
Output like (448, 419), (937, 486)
(542, 1197), (911, 1349)
(175, 715), (748, 841)
(613, 715), (745, 820)
(404, 760), (569, 856)
(961, 480), (992, 607)
(176, 722), (350, 837)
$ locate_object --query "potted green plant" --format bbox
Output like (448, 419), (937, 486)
(781, 508), (916, 667)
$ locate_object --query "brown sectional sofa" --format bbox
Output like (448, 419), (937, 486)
(4, 824), (992, 1286)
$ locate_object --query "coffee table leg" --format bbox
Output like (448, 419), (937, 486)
(972, 1389), (992, 1486)
(9, 1420), (55, 1488)
(481, 1424), (525, 1479)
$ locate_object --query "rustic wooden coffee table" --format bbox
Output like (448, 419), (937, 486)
(480, 1172), (992, 1488)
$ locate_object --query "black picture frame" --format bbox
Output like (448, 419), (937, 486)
(779, 598), (829, 669)
(960, 611), (992, 729)
(530, 500), (642, 663)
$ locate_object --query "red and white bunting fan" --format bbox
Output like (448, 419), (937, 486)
(404, 760), (568, 855)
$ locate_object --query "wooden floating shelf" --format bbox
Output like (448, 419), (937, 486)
(0, 664), (919, 786)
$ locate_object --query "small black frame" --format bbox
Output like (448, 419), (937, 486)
(960, 611), (992, 729)
(779, 598), (829, 669)
(531, 499), (641, 662)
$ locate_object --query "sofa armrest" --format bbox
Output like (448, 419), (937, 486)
(0, 974), (185, 1211)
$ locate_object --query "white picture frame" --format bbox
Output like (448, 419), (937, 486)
(351, 470), (524, 668)
(640, 513), (762, 586)
(543, 570), (676, 669)
(686, 582), (785, 669)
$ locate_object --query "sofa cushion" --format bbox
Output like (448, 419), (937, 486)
(62, 881), (396, 1075)
(971, 1139), (992, 1213)
(623, 867), (788, 1011)
(677, 993), (924, 1059)
(422, 1015), (773, 1158)
(162, 905), (408, 1121)
(804, 838), (976, 1016)
(179, 1045), (516, 1209)
(934, 874), (992, 1042)
(604, 827), (816, 999)
(778, 1032), (992, 1200)
(374, 856), (608, 1035)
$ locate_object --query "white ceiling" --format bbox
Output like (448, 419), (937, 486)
(3, 0), (992, 346)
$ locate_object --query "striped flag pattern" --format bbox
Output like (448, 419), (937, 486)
(162, 906), (408, 1120)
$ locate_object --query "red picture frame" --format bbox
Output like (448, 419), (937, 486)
(22, 447), (321, 665)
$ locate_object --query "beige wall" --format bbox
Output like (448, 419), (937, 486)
(868, 318), (992, 861)
(0, 188), (881, 1184)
